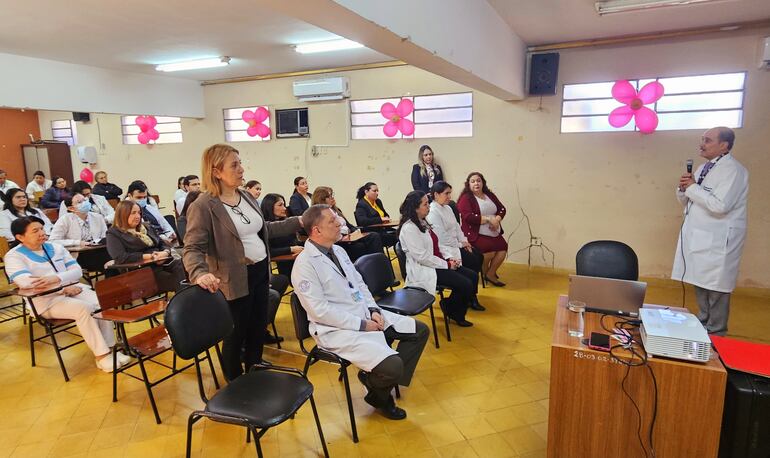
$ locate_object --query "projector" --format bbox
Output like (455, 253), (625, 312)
(640, 308), (711, 363)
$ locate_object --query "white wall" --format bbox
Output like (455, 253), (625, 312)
(39, 29), (770, 288)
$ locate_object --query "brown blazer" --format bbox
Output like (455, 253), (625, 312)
(182, 189), (301, 300)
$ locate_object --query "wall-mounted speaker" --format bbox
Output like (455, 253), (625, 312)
(529, 53), (560, 96)
(72, 112), (91, 122)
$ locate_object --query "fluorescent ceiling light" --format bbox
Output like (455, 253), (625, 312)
(595, 0), (723, 15)
(155, 56), (231, 72)
(294, 39), (364, 54)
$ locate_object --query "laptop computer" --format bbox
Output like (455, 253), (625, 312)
(567, 274), (647, 317)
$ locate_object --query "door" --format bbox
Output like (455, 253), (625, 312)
(45, 143), (74, 186)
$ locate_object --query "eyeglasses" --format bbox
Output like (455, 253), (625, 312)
(229, 205), (251, 224)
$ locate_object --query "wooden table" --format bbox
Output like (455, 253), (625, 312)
(272, 252), (300, 262)
(365, 221), (399, 229)
(67, 243), (106, 252)
(547, 295), (726, 458)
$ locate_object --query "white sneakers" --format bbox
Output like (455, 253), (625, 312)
(96, 351), (132, 372)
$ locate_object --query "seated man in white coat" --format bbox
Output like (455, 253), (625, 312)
(293, 204), (429, 420)
(4, 216), (129, 372)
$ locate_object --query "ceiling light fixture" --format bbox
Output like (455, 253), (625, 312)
(155, 56), (231, 72)
(294, 39), (364, 54)
(595, 0), (724, 15)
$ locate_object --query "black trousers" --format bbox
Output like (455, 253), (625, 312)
(221, 259), (269, 381)
(436, 266), (475, 320)
(339, 231), (384, 262)
(460, 246), (484, 277)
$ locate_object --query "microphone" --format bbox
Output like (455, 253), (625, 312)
(686, 159), (693, 174)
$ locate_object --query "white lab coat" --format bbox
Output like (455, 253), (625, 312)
(49, 212), (108, 247)
(0, 209), (54, 241)
(426, 201), (467, 260)
(26, 179), (52, 199)
(58, 194), (114, 224)
(671, 154), (748, 293)
(399, 219), (447, 294)
(292, 241), (415, 371)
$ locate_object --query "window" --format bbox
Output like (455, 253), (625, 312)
(121, 116), (183, 144)
(351, 92), (473, 140)
(51, 120), (77, 146)
(223, 106), (271, 142)
(560, 72), (745, 133)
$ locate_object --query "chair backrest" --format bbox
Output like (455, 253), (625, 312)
(107, 198), (120, 209)
(290, 293), (312, 341)
(42, 208), (59, 223)
(394, 242), (407, 280)
(94, 267), (159, 310)
(354, 253), (395, 296)
(164, 286), (232, 360)
(0, 238), (10, 260)
(576, 240), (639, 281)
(151, 194), (160, 206)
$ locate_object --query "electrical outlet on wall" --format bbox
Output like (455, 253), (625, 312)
(531, 237), (542, 246)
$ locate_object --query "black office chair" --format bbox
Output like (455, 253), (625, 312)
(354, 253), (440, 349)
(394, 242), (452, 345)
(575, 240), (639, 281)
(165, 286), (328, 458)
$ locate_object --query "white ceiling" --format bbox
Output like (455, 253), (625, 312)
(0, 0), (769, 84)
(487, 0), (770, 46)
(0, 0), (392, 81)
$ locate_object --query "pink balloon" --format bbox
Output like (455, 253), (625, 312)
(255, 124), (271, 138)
(146, 115), (158, 129)
(254, 107), (269, 123)
(383, 121), (399, 137)
(148, 128), (160, 140)
(638, 81), (665, 105)
(246, 125), (259, 137)
(396, 98), (414, 117)
(137, 131), (150, 144)
(635, 106), (659, 134)
(611, 80), (637, 104)
(608, 105), (634, 128)
(79, 168), (94, 182)
(380, 102), (397, 119)
(135, 115), (147, 130)
(398, 118), (415, 136)
(242, 110), (255, 122)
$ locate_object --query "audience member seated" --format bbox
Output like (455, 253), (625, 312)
(399, 191), (474, 327)
(175, 175), (200, 216)
(244, 180), (262, 205)
(0, 188), (54, 241)
(293, 205), (429, 420)
(106, 201), (185, 293)
(173, 176), (186, 202)
(126, 180), (159, 208)
(427, 181), (485, 310)
(40, 176), (70, 209)
(176, 190), (201, 245)
(25, 170), (52, 199)
(92, 171), (123, 201)
(289, 176), (312, 216)
(0, 169), (20, 196)
(311, 186), (383, 262)
(411, 145), (444, 195)
(4, 216), (129, 372)
(354, 181), (398, 247)
(59, 181), (115, 224)
(260, 193), (302, 279)
(457, 172), (508, 287)
(125, 181), (176, 245)
(265, 273), (289, 345)
(49, 194), (109, 248)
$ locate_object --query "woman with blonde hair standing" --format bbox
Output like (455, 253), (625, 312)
(410, 145), (444, 194)
(183, 144), (302, 381)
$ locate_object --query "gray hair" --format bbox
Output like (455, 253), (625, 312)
(301, 204), (332, 233)
(715, 126), (735, 151)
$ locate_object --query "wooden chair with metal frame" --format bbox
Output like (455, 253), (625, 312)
(0, 238), (27, 324)
(93, 268), (220, 424)
(166, 286), (328, 458)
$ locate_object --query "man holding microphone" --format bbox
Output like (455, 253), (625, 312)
(672, 126), (749, 335)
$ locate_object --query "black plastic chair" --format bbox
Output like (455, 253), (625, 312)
(290, 293), (360, 443)
(394, 242), (452, 345)
(165, 286), (328, 458)
(576, 240), (639, 281)
(354, 253), (440, 349)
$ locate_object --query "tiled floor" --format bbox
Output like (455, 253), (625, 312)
(0, 266), (767, 457)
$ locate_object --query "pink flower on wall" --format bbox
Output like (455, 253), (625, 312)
(380, 98), (415, 137)
(242, 107), (271, 138)
(135, 115), (160, 144)
(608, 80), (665, 134)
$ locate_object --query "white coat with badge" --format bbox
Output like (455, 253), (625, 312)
(671, 154), (749, 293)
(292, 242), (415, 372)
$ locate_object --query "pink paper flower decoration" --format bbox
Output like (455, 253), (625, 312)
(608, 80), (665, 134)
(380, 98), (415, 137)
(135, 115), (160, 144)
(242, 107), (271, 138)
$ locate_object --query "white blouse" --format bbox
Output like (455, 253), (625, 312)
(426, 201), (467, 260)
(0, 208), (54, 241)
(224, 199), (267, 263)
(475, 194), (501, 237)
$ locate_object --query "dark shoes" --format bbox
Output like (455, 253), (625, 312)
(469, 297), (486, 311)
(358, 370), (407, 420)
(264, 332), (284, 345)
(451, 317), (474, 327)
(485, 276), (506, 287)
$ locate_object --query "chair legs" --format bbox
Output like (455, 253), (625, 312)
(309, 394), (330, 457)
(138, 356), (162, 424)
(437, 290), (452, 342)
(28, 320), (36, 367)
(185, 412), (203, 458)
(339, 364), (359, 443)
(46, 323), (70, 382)
(428, 304), (440, 349)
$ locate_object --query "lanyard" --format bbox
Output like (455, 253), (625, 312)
(42, 246), (60, 272)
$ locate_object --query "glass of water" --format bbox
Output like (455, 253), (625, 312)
(567, 300), (586, 338)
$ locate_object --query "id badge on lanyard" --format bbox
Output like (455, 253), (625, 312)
(349, 281), (363, 303)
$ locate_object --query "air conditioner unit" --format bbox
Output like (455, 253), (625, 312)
(293, 76), (350, 102)
(760, 36), (770, 69)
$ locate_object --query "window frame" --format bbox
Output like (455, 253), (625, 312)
(120, 115), (183, 145)
(223, 106), (272, 142)
(50, 120), (77, 146)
